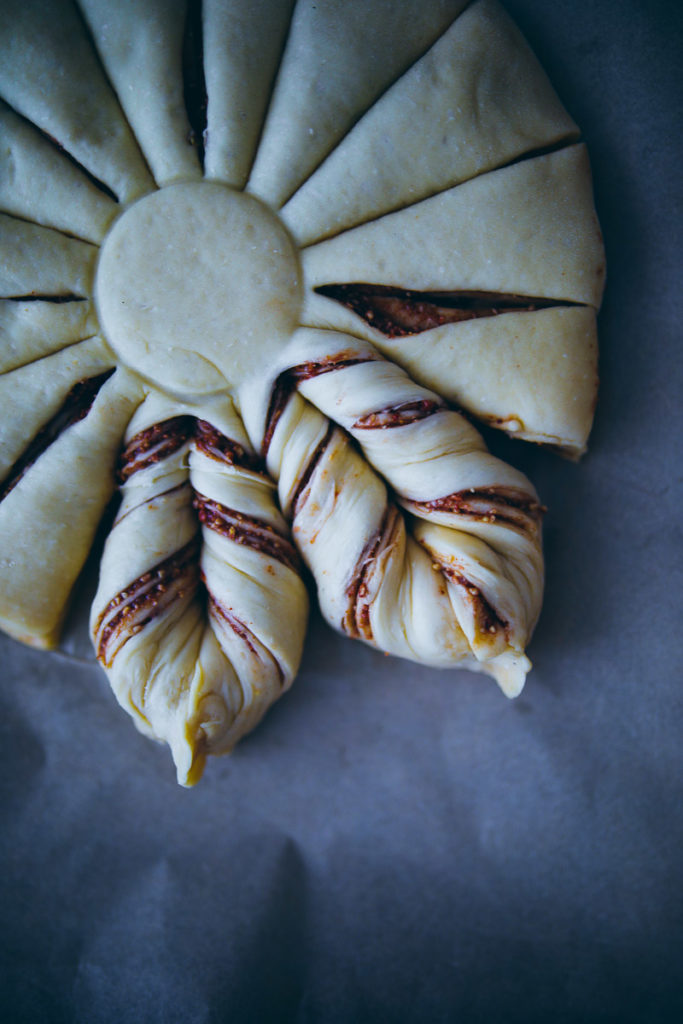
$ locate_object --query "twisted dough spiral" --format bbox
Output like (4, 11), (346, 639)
(90, 390), (308, 785)
(239, 328), (544, 698)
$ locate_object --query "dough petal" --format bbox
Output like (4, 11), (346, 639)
(303, 145), (606, 309)
(369, 306), (600, 457)
(247, 0), (469, 207)
(90, 392), (308, 785)
(239, 340), (542, 692)
(0, 367), (144, 648)
(203, 0), (295, 188)
(78, 0), (201, 187)
(0, 335), (115, 480)
(0, 100), (117, 243)
(283, 0), (578, 245)
(0, 213), (97, 297)
(0, 0), (153, 201)
(0, 298), (97, 373)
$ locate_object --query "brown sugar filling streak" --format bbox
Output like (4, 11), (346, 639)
(193, 493), (300, 573)
(118, 415), (195, 481)
(316, 283), (578, 338)
(410, 487), (545, 532)
(343, 506), (402, 642)
(0, 368), (114, 502)
(94, 537), (201, 667)
(194, 419), (265, 472)
(207, 594), (286, 689)
(99, 414), (292, 666)
(266, 358), (536, 643)
(438, 563), (511, 641)
(352, 398), (444, 430)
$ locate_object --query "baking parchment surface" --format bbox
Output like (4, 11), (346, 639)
(1, 1), (682, 1021)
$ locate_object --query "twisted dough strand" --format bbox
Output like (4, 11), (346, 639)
(90, 391), (308, 785)
(240, 328), (543, 695)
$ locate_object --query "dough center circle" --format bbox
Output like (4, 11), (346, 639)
(95, 181), (301, 396)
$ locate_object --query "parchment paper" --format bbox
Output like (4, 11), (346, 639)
(1, 1), (682, 1021)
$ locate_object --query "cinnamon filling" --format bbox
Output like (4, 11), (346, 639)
(286, 353), (377, 383)
(290, 422), (336, 517)
(194, 420), (263, 472)
(413, 487), (544, 530)
(343, 505), (400, 641)
(208, 595), (285, 688)
(119, 416), (194, 482)
(440, 565), (509, 640)
(194, 493), (299, 572)
(316, 283), (569, 338)
(262, 375), (294, 458)
(0, 368), (114, 502)
(94, 537), (200, 666)
(352, 398), (443, 430)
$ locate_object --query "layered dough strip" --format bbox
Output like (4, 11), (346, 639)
(90, 392), (308, 786)
(0, 0), (153, 203)
(77, 0), (201, 187)
(0, 361), (144, 648)
(247, 0), (470, 207)
(282, 0), (578, 245)
(238, 330), (544, 696)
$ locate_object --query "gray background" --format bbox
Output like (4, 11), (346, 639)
(1, 1), (682, 1021)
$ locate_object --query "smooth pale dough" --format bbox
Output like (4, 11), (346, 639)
(247, 0), (470, 207)
(78, 0), (201, 187)
(203, 0), (295, 188)
(91, 391), (308, 785)
(0, 0), (153, 202)
(94, 182), (301, 396)
(0, 214), (98, 298)
(302, 144), (606, 309)
(0, 100), (117, 244)
(0, 299), (98, 374)
(367, 307), (599, 457)
(0, 368), (144, 648)
(282, 0), (578, 245)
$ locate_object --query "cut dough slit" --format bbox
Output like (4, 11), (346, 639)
(6, 294), (89, 303)
(182, 0), (208, 170)
(315, 283), (579, 338)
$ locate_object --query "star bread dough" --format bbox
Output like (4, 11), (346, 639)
(0, 0), (604, 783)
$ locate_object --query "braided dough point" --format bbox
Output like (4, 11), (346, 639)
(90, 392), (308, 785)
